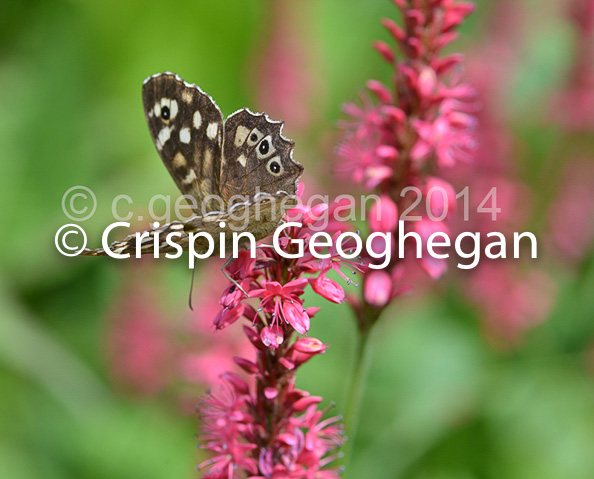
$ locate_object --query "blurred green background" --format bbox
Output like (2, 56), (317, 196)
(1, 0), (593, 478)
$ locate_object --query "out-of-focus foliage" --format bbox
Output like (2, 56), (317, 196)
(0, 0), (593, 478)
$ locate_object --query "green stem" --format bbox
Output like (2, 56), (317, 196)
(342, 324), (373, 473)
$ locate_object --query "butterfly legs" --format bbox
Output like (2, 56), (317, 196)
(221, 255), (250, 298)
(219, 243), (282, 299)
(187, 259), (247, 311)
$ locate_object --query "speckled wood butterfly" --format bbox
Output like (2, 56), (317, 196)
(82, 72), (303, 257)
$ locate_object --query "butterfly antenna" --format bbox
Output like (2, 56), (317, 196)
(188, 266), (196, 311)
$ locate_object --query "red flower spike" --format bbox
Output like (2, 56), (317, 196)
(293, 395), (324, 412)
(243, 325), (266, 351)
(233, 357), (259, 375)
(264, 387), (278, 400)
(369, 195), (399, 234)
(442, 2), (476, 32)
(382, 105), (406, 123)
(376, 144), (399, 160)
(296, 180), (305, 198)
(282, 301), (310, 335)
(364, 271), (393, 307)
(261, 325), (284, 349)
(406, 9), (426, 28)
(373, 40), (395, 63)
(382, 17), (406, 43)
(198, 184), (347, 476)
(418, 66), (437, 99)
(293, 337), (326, 354)
(279, 357), (295, 370)
(415, 219), (449, 279)
(424, 177), (457, 219)
(434, 54), (464, 75)
(407, 37), (424, 58)
(311, 274), (346, 304)
(435, 31), (460, 50)
(213, 304), (245, 330)
(366, 79), (393, 104)
(220, 372), (250, 395)
(303, 203), (329, 226)
(335, 0), (477, 317)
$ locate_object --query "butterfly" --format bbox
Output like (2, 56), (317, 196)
(81, 72), (303, 257)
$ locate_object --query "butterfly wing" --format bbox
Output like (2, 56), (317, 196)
(82, 76), (302, 259)
(142, 73), (224, 212)
(79, 194), (296, 257)
(220, 109), (303, 204)
(80, 221), (194, 257)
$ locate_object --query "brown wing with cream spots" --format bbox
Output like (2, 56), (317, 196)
(79, 193), (297, 257)
(142, 73), (224, 213)
(220, 109), (303, 205)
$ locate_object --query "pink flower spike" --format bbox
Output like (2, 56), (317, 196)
(243, 325), (265, 350)
(420, 254), (448, 280)
(435, 31), (460, 51)
(293, 337), (326, 354)
(258, 449), (273, 478)
(364, 165), (393, 189)
(369, 195), (399, 233)
(214, 304), (245, 330)
(310, 274), (346, 304)
(225, 249), (256, 281)
(415, 217), (450, 242)
(364, 271), (392, 307)
(398, 63), (417, 86)
(442, 2), (476, 32)
(367, 79), (393, 103)
(425, 177), (456, 219)
(282, 277), (309, 294)
(296, 181), (305, 198)
(261, 325), (284, 349)
(415, 219), (449, 279)
(448, 111), (476, 129)
(376, 145), (399, 161)
(290, 339), (327, 368)
(283, 301), (310, 335)
(373, 41), (395, 63)
(382, 17), (405, 42)
(276, 433), (298, 446)
(382, 105), (406, 124)
(233, 357), (259, 375)
(302, 203), (329, 226)
(406, 9), (425, 27)
(279, 357), (295, 370)
(434, 54), (464, 75)
(293, 395), (323, 412)
(418, 66), (437, 99)
(221, 372), (250, 395)
(220, 279), (250, 309)
(286, 203), (309, 219)
(264, 387), (278, 400)
(407, 37), (424, 58)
